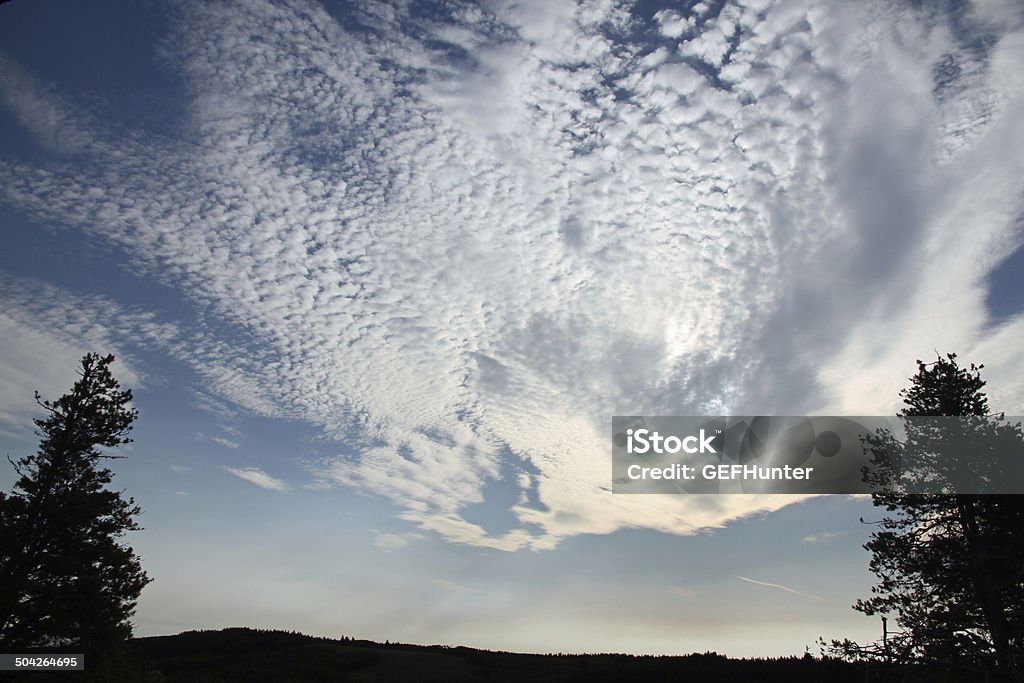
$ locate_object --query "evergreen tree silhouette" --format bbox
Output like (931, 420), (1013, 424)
(838, 354), (1024, 677)
(0, 353), (151, 664)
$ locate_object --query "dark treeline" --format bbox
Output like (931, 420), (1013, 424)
(0, 627), (931, 683)
(122, 627), (973, 682)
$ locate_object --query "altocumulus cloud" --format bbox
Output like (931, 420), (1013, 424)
(1, 0), (1023, 549)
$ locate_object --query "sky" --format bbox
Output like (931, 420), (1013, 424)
(1, 0), (1023, 659)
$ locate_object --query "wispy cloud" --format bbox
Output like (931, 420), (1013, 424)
(0, 300), (143, 432)
(802, 531), (842, 544)
(210, 436), (240, 449)
(737, 576), (823, 601)
(372, 532), (420, 553)
(0, 50), (97, 154)
(225, 466), (290, 492)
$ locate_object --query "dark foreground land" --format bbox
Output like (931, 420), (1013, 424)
(1, 628), (938, 682)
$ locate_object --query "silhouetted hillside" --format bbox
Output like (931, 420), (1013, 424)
(127, 627), (909, 682)
(1, 627), (939, 682)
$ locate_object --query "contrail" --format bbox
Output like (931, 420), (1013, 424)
(737, 576), (824, 601)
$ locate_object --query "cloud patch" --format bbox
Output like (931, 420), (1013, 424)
(225, 466), (290, 492)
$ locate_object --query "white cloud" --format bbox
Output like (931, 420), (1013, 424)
(225, 466), (290, 492)
(372, 532), (420, 553)
(1, 0), (1022, 550)
(211, 436), (241, 449)
(801, 531), (842, 544)
(0, 286), (144, 433)
(654, 10), (694, 39)
(0, 51), (96, 154)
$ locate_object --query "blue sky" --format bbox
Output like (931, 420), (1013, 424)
(1, 0), (1023, 658)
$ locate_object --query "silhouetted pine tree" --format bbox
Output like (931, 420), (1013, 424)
(0, 353), (151, 662)
(837, 354), (1024, 678)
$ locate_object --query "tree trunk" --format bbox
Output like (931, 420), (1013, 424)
(959, 498), (1015, 676)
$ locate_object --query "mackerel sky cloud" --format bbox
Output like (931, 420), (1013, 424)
(1, 0), (1023, 564)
